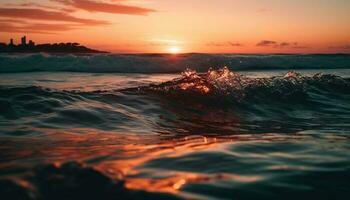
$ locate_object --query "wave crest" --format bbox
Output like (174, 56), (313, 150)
(137, 67), (350, 102)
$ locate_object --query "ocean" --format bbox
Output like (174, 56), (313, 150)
(0, 53), (350, 200)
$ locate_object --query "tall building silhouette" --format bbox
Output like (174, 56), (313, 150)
(9, 38), (14, 46)
(21, 36), (26, 46)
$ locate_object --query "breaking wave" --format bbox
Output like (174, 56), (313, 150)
(1, 68), (349, 135)
(133, 67), (350, 102)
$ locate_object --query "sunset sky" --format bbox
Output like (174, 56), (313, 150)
(0, 0), (349, 53)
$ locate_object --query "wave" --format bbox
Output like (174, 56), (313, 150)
(1, 68), (349, 135)
(3, 68), (348, 107)
(133, 67), (350, 102)
(124, 68), (350, 134)
(1, 53), (350, 73)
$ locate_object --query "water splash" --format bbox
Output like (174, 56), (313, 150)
(138, 67), (349, 102)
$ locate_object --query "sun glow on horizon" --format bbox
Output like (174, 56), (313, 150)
(168, 46), (181, 54)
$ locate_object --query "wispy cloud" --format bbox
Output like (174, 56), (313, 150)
(257, 40), (307, 48)
(0, 0), (156, 34)
(4, 2), (71, 12)
(256, 40), (277, 47)
(52, 0), (156, 15)
(0, 17), (88, 34)
(207, 41), (243, 47)
(279, 42), (291, 47)
(0, 22), (79, 34)
(0, 8), (109, 25)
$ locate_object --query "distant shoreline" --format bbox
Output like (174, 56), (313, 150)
(0, 46), (109, 54)
(0, 36), (109, 54)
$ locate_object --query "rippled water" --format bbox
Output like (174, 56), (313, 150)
(1, 68), (350, 200)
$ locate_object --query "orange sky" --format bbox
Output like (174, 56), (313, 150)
(0, 0), (349, 53)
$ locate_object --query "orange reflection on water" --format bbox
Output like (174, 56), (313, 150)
(126, 173), (209, 194)
(125, 173), (262, 194)
(0, 127), (263, 195)
(96, 135), (225, 177)
(95, 135), (263, 194)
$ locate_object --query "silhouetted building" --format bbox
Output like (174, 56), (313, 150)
(9, 38), (14, 46)
(21, 36), (26, 46)
(29, 40), (35, 46)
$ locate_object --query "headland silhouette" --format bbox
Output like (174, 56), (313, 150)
(0, 36), (108, 53)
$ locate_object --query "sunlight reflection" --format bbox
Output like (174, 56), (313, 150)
(0, 127), (268, 195)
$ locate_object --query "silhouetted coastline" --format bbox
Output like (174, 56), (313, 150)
(0, 36), (108, 54)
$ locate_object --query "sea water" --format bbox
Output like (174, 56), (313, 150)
(0, 54), (350, 200)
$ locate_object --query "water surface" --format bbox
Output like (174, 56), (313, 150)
(0, 64), (350, 199)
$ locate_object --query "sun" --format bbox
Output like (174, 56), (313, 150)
(168, 46), (180, 54)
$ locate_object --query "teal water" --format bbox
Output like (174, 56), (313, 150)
(0, 68), (350, 200)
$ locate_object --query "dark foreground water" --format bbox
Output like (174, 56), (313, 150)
(0, 54), (350, 200)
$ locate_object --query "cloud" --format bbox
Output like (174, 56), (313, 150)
(207, 41), (243, 47)
(25, 23), (84, 32)
(256, 40), (277, 46)
(52, 0), (156, 15)
(228, 42), (242, 47)
(0, 8), (109, 26)
(0, 19), (86, 34)
(0, 19), (25, 24)
(0, 6), (109, 34)
(0, 1), (156, 34)
(0, 22), (64, 34)
(279, 42), (290, 47)
(257, 40), (307, 48)
(4, 2), (77, 13)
